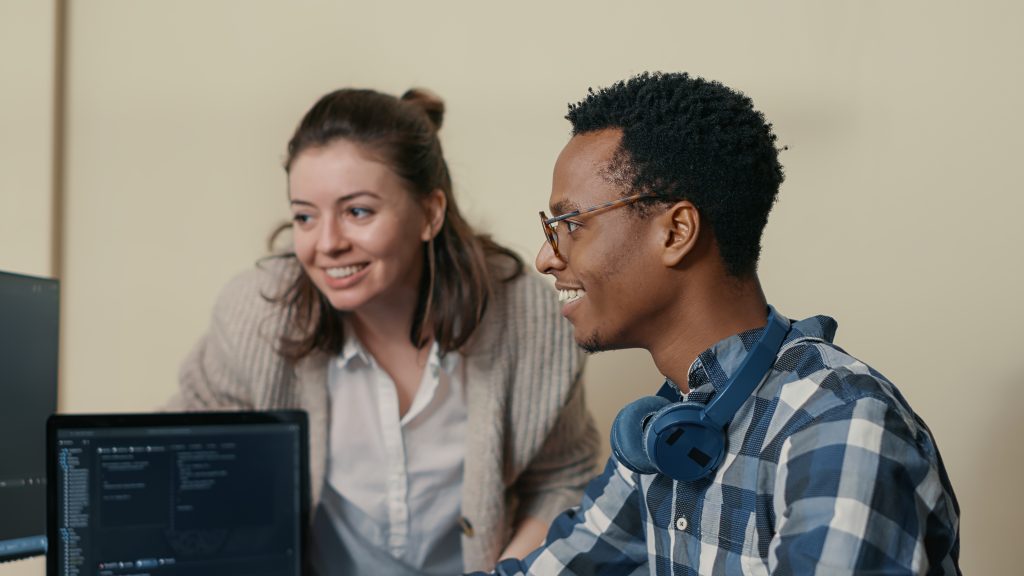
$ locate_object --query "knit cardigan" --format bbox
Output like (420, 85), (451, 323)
(168, 258), (600, 571)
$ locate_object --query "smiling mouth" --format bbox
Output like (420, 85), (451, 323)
(558, 289), (585, 304)
(325, 264), (367, 279)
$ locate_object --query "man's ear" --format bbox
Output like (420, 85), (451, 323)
(421, 189), (447, 241)
(658, 201), (700, 267)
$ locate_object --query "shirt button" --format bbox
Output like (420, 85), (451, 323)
(675, 516), (688, 531)
(459, 516), (475, 538)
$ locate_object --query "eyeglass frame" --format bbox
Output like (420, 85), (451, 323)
(539, 192), (659, 259)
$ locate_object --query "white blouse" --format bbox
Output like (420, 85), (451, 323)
(311, 331), (467, 576)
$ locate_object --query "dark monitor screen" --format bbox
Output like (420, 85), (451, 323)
(0, 270), (60, 561)
(47, 411), (309, 576)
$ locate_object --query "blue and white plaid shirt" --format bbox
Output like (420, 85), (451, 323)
(476, 313), (961, 575)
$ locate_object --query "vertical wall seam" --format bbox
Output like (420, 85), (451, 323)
(51, 0), (66, 280)
(52, 0), (67, 410)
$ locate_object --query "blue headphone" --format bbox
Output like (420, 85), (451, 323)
(610, 307), (789, 482)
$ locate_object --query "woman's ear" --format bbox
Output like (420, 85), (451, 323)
(659, 201), (700, 267)
(421, 188), (447, 241)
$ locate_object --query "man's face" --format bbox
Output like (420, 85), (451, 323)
(535, 129), (662, 352)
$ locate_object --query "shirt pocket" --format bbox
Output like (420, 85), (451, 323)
(690, 492), (765, 566)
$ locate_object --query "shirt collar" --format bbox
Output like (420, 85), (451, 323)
(674, 311), (837, 403)
(336, 320), (456, 376)
(337, 322), (372, 368)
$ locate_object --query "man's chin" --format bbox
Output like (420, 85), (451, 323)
(576, 327), (639, 354)
(578, 333), (610, 354)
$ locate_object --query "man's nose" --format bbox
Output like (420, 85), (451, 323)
(535, 240), (566, 276)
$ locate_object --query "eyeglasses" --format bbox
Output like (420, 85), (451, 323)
(539, 193), (658, 259)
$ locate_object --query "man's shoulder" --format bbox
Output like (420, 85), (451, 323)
(776, 337), (893, 397)
(765, 336), (925, 442)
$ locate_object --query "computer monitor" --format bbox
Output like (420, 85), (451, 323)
(47, 411), (310, 576)
(0, 270), (60, 562)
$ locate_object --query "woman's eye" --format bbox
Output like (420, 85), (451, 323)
(292, 213), (312, 225)
(347, 207), (373, 218)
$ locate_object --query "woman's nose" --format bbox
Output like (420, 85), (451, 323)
(317, 218), (350, 254)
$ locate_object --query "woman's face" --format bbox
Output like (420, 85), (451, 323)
(288, 139), (436, 314)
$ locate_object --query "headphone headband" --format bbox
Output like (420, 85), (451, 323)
(611, 306), (791, 482)
(703, 306), (789, 427)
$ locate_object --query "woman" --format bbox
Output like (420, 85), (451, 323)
(168, 87), (599, 574)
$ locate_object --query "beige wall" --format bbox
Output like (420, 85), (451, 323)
(0, 0), (54, 279)
(4, 1), (1023, 574)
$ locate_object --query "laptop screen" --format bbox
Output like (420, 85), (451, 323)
(47, 411), (309, 576)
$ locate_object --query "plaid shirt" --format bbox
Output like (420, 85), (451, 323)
(476, 313), (961, 575)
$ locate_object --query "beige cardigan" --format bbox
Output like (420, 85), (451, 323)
(168, 259), (599, 571)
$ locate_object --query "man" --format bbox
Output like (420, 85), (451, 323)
(480, 73), (960, 574)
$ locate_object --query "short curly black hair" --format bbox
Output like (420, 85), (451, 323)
(566, 72), (784, 277)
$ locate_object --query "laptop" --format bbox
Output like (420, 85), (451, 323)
(47, 411), (309, 576)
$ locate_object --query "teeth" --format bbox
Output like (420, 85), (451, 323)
(558, 289), (585, 303)
(326, 265), (366, 279)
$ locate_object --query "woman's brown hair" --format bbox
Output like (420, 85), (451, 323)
(268, 87), (523, 361)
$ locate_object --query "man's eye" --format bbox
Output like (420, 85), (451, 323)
(565, 220), (582, 233)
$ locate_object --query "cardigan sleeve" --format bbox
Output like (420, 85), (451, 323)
(166, 262), (293, 411)
(513, 370), (600, 525)
(501, 273), (601, 526)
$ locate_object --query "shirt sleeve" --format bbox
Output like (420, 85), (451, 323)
(769, 396), (958, 575)
(469, 457), (649, 576)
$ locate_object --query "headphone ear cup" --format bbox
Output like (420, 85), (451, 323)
(610, 395), (672, 475)
(643, 403), (725, 482)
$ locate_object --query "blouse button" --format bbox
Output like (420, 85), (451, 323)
(675, 516), (688, 531)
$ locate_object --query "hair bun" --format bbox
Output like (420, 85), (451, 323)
(401, 88), (445, 131)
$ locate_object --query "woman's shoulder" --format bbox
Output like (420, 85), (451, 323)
(484, 267), (575, 350)
(491, 266), (560, 314)
(211, 256), (299, 323)
(221, 256), (297, 296)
